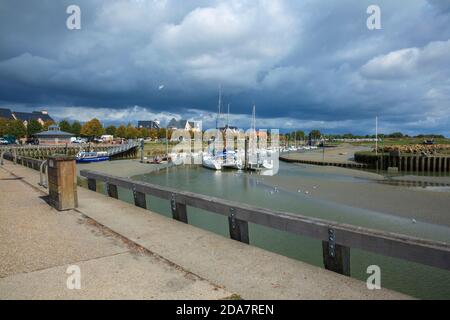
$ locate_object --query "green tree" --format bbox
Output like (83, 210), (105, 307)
(309, 130), (322, 140)
(9, 120), (27, 138)
(71, 121), (82, 136)
(389, 132), (404, 138)
(59, 120), (72, 133)
(116, 125), (127, 138)
(105, 125), (117, 136)
(27, 119), (43, 137)
(81, 118), (104, 137)
(0, 119), (10, 136)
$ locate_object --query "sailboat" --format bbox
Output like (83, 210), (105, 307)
(221, 104), (243, 170)
(247, 105), (274, 170)
(202, 86), (223, 170)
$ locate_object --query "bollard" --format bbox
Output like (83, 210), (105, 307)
(47, 155), (78, 211)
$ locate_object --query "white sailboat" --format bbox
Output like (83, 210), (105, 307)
(202, 154), (223, 170)
(247, 105), (274, 170)
(202, 86), (223, 171)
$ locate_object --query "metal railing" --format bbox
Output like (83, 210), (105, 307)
(80, 169), (450, 276)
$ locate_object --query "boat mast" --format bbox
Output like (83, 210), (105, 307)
(227, 103), (230, 128)
(216, 85), (222, 130)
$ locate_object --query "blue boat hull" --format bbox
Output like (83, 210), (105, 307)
(76, 156), (110, 163)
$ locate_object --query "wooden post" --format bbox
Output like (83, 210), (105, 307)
(47, 155), (78, 211)
(107, 183), (118, 199)
(87, 178), (96, 191)
(133, 189), (147, 209)
(322, 228), (350, 276)
(171, 194), (188, 223)
(228, 208), (249, 244)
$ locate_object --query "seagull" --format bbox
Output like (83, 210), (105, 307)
(158, 85), (165, 90)
(412, 218), (417, 224)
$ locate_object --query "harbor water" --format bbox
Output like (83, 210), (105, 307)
(93, 162), (450, 299)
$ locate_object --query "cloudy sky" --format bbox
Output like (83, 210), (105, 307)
(0, 0), (449, 135)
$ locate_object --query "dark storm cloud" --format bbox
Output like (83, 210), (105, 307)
(0, 0), (449, 134)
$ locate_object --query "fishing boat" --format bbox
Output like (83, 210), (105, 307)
(76, 151), (110, 163)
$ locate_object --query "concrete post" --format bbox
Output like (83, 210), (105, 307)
(47, 155), (78, 211)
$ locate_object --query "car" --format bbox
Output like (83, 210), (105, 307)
(71, 137), (87, 144)
(0, 138), (9, 145)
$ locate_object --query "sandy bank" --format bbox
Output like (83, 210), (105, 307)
(281, 144), (371, 164)
(77, 159), (167, 178)
(263, 164), (450, 227)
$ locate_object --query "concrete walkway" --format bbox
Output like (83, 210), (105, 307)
(0, 161), (410, 299)
(0, 164), (230, 299)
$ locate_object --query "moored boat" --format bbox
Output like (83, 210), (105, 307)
(76, 151), (110, 163)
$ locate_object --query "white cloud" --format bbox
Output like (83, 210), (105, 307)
(360, 39), (450, 79)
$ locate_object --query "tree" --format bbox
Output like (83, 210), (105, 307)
(105, 125), (117, 136)
(59, 120), (72, 133)
(0, 119), (10, 136)
(43, 120), (55, 130)
(148, 128), (158, 140)
(9, 120), (27, 138)
(309, 130), (322, 140)
(125, 123), (139, 139)
(138, 127), (149, 138)
(71, 121), (82, 136)
(27, 119), (43, 137)
(157, 128), (167, 139)
(116, 125), (127, 138)
(81, 118), (104, 137)
(389, 132), (404, 138)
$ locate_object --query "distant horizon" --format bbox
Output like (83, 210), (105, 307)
(1, 1), (449, 136)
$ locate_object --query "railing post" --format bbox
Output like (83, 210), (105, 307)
(171, 194), (188, 223)
(47, 155), (78, 211)
(133, 185), (146, 209)
(228, 208), (249, 244)
(107, 182), (118, 199)
(322, 228), (350, 276)
(39, 160), (48, 188)
(0, 151), (4, 165)
(87, 178), (97, 192)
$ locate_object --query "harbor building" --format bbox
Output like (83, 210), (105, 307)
(33, 124), (74, 145)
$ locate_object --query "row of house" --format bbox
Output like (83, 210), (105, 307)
(138, 118), (201, 132)
(0, 108), (54, 126)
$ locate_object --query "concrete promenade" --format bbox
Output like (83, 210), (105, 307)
(0, 161), (409, 299)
